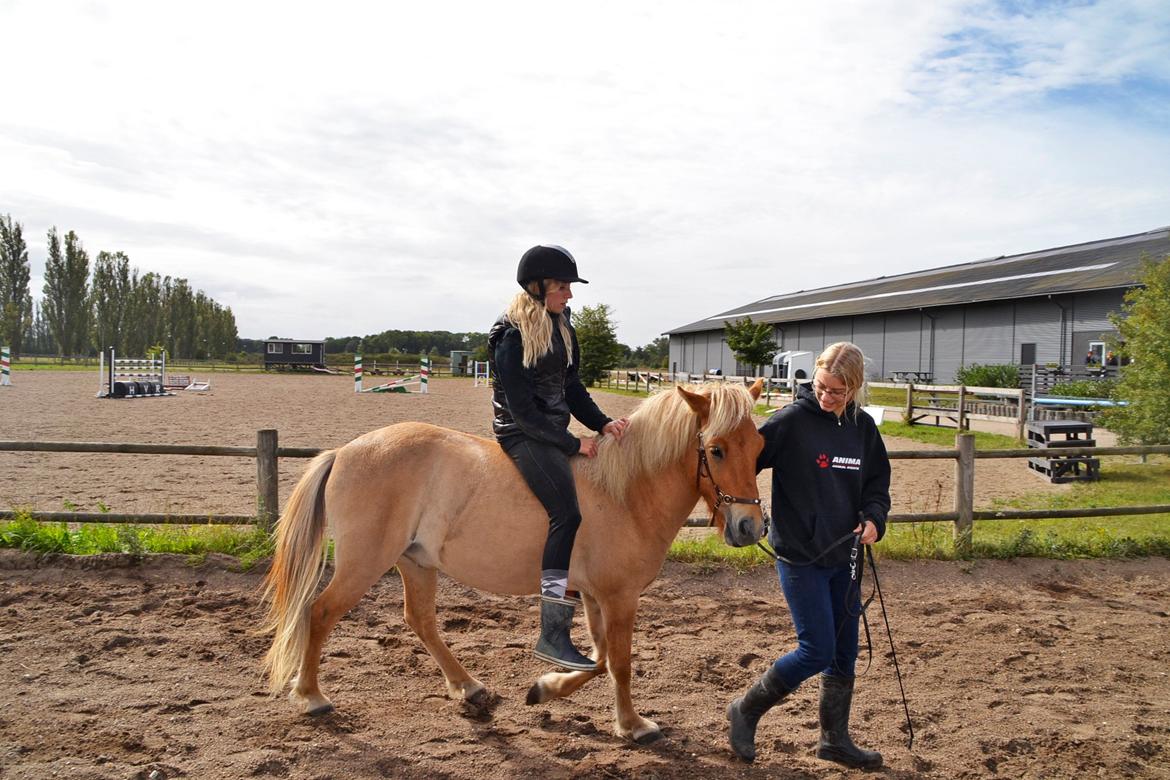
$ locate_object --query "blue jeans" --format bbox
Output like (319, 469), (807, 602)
(770, 560), (861, 690)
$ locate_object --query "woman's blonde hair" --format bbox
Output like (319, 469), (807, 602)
(504, 279), (574, 368)
(816, 341), (869, 412)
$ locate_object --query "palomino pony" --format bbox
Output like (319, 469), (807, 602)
(261, 379), (765, 743)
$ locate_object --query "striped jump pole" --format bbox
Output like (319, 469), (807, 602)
(420, 356), (429, 394)
(354, 354), (363, 393)
(1, 346), (10, 386)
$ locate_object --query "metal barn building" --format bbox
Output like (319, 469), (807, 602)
(666, 228), (1170, 383)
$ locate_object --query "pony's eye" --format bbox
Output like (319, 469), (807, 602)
(710, 446), (723, 459)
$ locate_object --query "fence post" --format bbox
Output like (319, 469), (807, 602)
(1015, 389), (1026, 441)
(954, 432), (975, 557)
(904, 383), (914, 423)
(257, 429), (280, 530)
(957, 385), (967, 430)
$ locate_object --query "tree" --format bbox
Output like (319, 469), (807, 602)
(0, 214), (32, 354)
(724, 316), (777, 376)
(573, 303), (622, 386)
(42, 228), (91, 356)
(1101, 253), (1170, 445)
(90, 250), (131, 352)
(164, 277), (197, 358)
(123, 270), (164, 357)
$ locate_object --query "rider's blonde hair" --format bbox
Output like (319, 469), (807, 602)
(505, 279), (574, 368)
(816, 342), (869, 414)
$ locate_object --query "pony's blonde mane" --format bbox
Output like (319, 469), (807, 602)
(580, 382), (756, 502)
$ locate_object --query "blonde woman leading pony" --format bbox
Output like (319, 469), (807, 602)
(487, 245), (630, 672)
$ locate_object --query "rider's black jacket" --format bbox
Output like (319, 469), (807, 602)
(488, 307), (611, 455)
(757, 382), (891, 567)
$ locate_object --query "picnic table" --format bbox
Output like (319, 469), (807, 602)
(889, 370), (933, 384)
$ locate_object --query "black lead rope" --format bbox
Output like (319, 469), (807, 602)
(757, 518), (915, 751)
(865, 543), (915, 750)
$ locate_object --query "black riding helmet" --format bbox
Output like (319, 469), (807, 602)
(517, 245), (589, 300)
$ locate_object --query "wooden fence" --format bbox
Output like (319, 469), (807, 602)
(0, 431), (320, 529)
(869, 381), (1028, 439)
(2, 432), (1168, 557)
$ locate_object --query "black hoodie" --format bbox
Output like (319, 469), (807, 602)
(756, 382), (891, 567)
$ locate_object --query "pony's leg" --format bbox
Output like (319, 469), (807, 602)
(398, 558), (487, 703)
(526, 592), (608, 704)
(604, 594), (662, 744)
(291, 561), (387, 716)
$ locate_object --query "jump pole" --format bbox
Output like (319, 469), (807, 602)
(354, 354), (429, 394)
(1, 346), (10, 386)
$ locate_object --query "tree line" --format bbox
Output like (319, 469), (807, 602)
(0, 215), (237, 359)
(237, 312), (668, 377)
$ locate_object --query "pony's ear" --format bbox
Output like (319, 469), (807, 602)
(677, 385), (711, 418)
(748, 377), (764, 400)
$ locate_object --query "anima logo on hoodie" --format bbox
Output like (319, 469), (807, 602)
(817, 453), (860, 471)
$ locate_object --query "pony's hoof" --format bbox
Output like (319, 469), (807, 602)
(618, 718), (662, 744)
(525, 681), (546, 706)
(292, 688), (335, 717)
(634, 728), (664, 745)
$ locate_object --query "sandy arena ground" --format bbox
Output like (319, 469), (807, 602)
(0, 371), (1167, 779)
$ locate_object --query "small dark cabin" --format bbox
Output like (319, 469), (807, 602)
(264, 339), (326, 369)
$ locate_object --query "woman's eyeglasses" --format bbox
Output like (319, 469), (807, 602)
(813, 382), (848, 399)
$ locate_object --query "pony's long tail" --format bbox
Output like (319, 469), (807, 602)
(260, 449), (337, 694)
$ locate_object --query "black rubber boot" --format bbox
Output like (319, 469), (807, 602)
(533, 598), (596, 672)
(816, 674), (883, 769)
(727, 666), (793, 763)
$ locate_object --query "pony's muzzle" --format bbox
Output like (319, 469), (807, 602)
(722, 507), (765, 548)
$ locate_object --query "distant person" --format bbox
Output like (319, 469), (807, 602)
(727, 341), (890, 768)
(1105, 351), (1118, 366)
(487, 245), (630, 671)
(1084, 350), (1095, 365)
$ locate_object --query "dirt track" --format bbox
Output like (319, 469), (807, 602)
(2, 372), (1168, 778)
(0, 552), (1167, 779)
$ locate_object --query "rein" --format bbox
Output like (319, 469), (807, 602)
(695, 431), (761, 526)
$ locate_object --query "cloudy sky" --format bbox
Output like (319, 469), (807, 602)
(2, 0), (1169, 347)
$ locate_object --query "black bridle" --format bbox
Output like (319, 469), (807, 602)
(695, 431), (761, 526)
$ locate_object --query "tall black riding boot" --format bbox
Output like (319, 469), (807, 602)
(533, 598), (597, 672)
(816, 674), (883, 769)
(727, 666), (793, 763)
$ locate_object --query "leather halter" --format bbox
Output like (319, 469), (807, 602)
(695, 431), (762, 526)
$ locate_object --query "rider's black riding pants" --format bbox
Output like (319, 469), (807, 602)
(501, 436), (582, 599)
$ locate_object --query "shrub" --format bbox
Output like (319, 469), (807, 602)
(1049, 378), (1119, 399)
(954, 363), (1019, 388)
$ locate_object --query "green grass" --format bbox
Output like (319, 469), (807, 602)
(0, 514), (274, 568)
(992, 459), (1170, 509)
(868, 386), (906, 406)
(877, 420), (1022, 448)
(878, 516), (1170, 560)
(667, 532), (774, 571)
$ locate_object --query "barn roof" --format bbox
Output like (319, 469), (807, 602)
(666, 227), (1170, 335)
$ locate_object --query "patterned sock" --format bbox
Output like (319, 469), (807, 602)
(540, 569), (568, 600)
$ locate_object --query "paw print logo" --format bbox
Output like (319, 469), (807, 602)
(816, 453), (830, 469)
